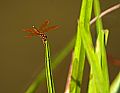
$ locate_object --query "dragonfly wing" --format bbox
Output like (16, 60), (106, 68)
(42, 25), (59, 33)
(39, 20), (50, 31)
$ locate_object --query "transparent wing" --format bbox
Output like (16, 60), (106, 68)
(39, 20), (50, 31)
(42, 25), (59, 33)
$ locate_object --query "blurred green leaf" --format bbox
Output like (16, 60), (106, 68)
(110, 72), (120, 93)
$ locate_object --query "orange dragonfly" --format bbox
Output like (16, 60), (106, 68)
(24, 20), (59, 44)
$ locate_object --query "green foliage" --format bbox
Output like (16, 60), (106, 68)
(69, 0), (87, 92)
(25, 0), (120, 93)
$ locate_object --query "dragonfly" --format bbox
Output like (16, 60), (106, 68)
(24, 20), (59, 44)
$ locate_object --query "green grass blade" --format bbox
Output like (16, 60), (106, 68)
(94, 0), (110, 92)
(101, 30), (110, 92)
(81, 27), (105, 93)
(110, 72), (120, 93)
(69, 39), (85, 93)
(25, 41), (55, 93)
(45, 41), (55, 93)
(25, 37), (75, 93)
(80, 0), (107, 92)
(69, 0), (87, 92)
(25, 72), (45, 93)
(104, 29), (109, 45)
(88, 68), (97, 93)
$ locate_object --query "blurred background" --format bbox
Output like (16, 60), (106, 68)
(0, 0), (120, 93)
